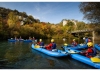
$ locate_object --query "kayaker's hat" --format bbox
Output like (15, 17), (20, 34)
(51, 39), (54, 42)
(64, 43), (68, 46)
(73, 39), (75, 41)
(87, 42), (93, 47)
(83, 37), (85, 40)
(39, 39), (42, 42)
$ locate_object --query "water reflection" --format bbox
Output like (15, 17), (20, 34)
(31, 49), (57, 67)
(4, 41), (32, 63)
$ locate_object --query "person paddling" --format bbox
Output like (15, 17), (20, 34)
(45, 39), (57, 51)
(83, 37), (92, 44)
(84, 37), (89, 44)
(72, 39), (77, 47)
(37, 39), (44, 48)
(80, 42), (97, 58)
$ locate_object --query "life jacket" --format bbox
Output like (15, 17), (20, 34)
(88, 48), (97, 57)
(72, 41), (77, 46)
(51, 43), (56, 49)
(39, 42), (44, 46)
(45, 43), (52, 50)
(85, 38), (88, 44)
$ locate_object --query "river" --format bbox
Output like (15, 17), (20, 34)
(0, 39), (99, 69)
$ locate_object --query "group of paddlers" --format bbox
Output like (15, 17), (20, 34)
(34, 37), (97, 58)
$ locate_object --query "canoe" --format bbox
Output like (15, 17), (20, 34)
(23, 40), (33, 42)
(63, 44), (88, 50)
(94, 44), (100, 51)
(63, 47), (100, 69)
(31, 44), (69, 57)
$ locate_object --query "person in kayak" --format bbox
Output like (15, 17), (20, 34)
(37, 39), (44, 48)
(63, 38), (68, 46)
(19, 36), (22, 39)
(45, 39), (57, 51)
(72, 39), (77, 46)
(88, 38), (92, 42)
(15, 36), (17, 40)
(84, 37), (89, 44)
(80, 42), (97, 58)
(84, 37), (92, 44)
(32, 37), (35, 40)
(29, 36), (32, 40)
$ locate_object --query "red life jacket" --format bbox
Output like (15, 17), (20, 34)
(85, 47), (97, 58)
(45, 43), (52, 50)
(72, 41), (77, 46)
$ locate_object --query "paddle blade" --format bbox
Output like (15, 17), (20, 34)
(68, 51), (76, 53)
(68, 50), (80, 54)
(34, 45), (40, 48)
(64, 43), (68, 46)
(91, 57), (100, 63)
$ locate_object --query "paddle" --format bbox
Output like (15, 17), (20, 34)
(66, 48), (81, 54)
(34, 45), (40, 48)
(90, 56), (100, 63)
(34, 45), (45, 48)
(68, 50), (81, 54)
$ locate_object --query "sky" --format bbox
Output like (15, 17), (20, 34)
(0, 2), (88, 24)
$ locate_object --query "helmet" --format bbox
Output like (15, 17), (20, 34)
(64, 43), (68, 46)
(39, 39), (42, 42)
(83, 37), (85, 40)
(73, 39), (75, 41)
(87, 42), (93, 47)
(51, 39), (54, 42)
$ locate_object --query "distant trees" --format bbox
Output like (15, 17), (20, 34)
(79, 2), (100, 24)
(1, 6), (100, 40)
(7, 12), (19, 29)
(76, 21), (85, 30)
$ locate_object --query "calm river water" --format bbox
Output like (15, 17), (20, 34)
(0, 39), (99, 69)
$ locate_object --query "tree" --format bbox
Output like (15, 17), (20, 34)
(76, 21), (85, 30)
(28, 15), (34, 21)
(7, 12), (19, 29)
(79, 2), (100, 24)
(66, 20), (75, 31)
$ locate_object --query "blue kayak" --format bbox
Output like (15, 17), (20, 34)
(19, 39), (24, 41)
(23, 40), (33, 42)
(31, 44), (69, 57)
(94, 44), (100, 51)
(63, 44), (88, 50)
(8, 39), (24, 42)
(63, 47), (100, 69)
(8, 39), (17, 42)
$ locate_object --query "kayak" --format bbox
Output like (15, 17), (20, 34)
(31, 44), (69, 57)
(94, 44), (100, 51)
(63, 47), (100, 69)
(8, 39), (17, 42)
(62, 44), (88, 50)
(19, 39), (24, 41)
(23, 40), (33, 42)
(8, 39), (24, 42)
